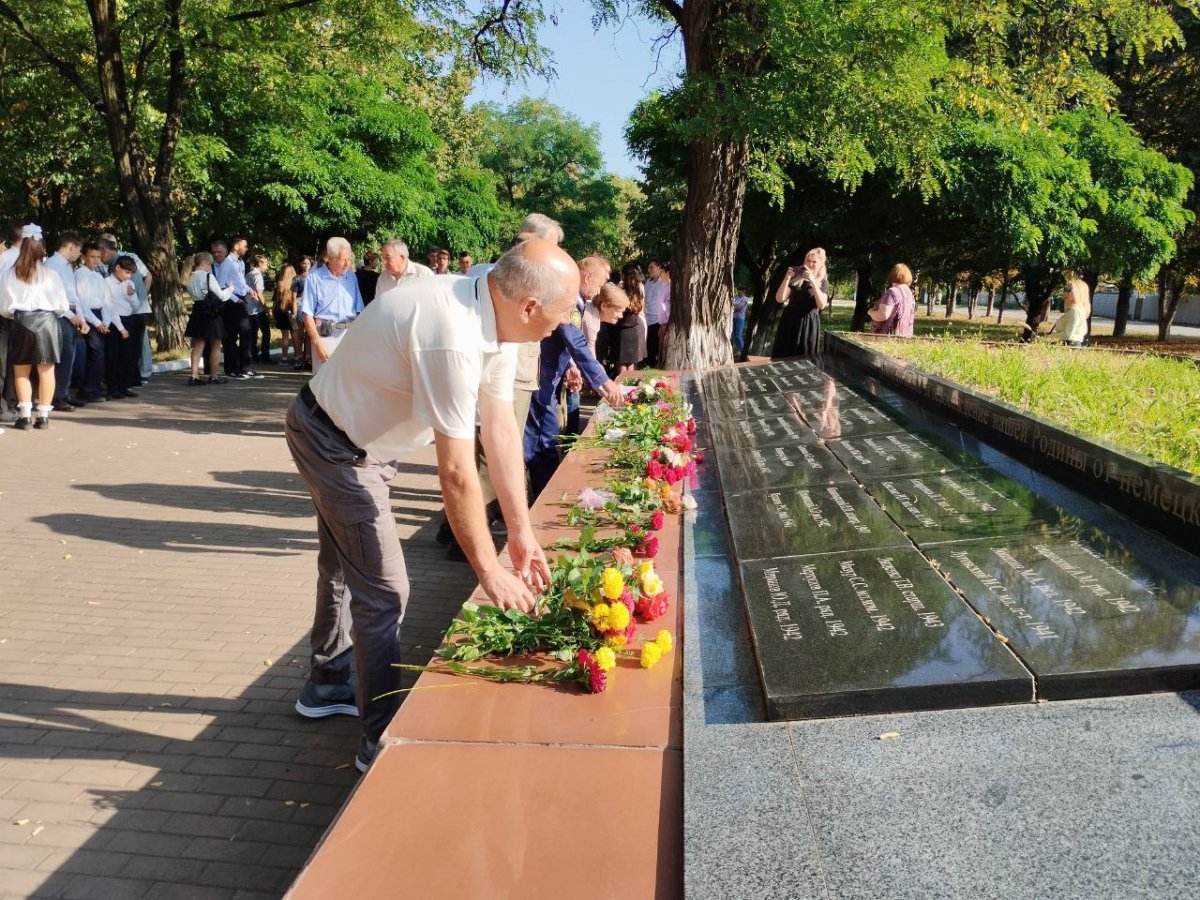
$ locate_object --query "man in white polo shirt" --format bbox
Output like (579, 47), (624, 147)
(286, 238), (577, 773)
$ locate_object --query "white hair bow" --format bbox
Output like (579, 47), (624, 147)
(21, 223), (43, 241)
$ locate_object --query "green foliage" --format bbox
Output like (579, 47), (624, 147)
(475, 97), (631, 260)
(865, 337), (1200, 473)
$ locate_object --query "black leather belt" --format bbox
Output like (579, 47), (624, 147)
(299, 384), (365, 457)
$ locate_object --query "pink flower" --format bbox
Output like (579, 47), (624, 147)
(578, 487), (605, 511)
(650, 510), (665, 531)
(647, 460), (665, 480)
(611, 546), (634, 568)
(687, 417), (696, 434)
(656, 400), (672, 412)
(629, 524), (642, 535)
(616, 589), (636, 612)
(695, 452), (704, 464)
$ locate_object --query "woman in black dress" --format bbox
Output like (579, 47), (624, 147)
(771, 247), (829, 358)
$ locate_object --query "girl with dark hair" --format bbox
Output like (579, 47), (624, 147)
(0, 225), (70, 429)
(599, 263), (646, 380)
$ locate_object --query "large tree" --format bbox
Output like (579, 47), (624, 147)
(0, 0), (544, 349)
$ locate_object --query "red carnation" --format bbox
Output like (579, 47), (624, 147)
(687, 417), (697, 434)
(647, 459), (665, 479)
(672, 436), (692, 452)
(696, 452), (704, 464)
(588, 665), (608, 693)
(629, 523), (642, 534)
(636, 591), (670, 622)
(650, 509), (665, 531)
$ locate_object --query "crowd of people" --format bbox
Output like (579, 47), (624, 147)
(0, 222), (156, 434)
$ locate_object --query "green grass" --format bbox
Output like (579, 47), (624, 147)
(823, 302), (1031, 342)
(858, 337), (1200, 474)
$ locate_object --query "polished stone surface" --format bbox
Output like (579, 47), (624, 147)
(740, 551), (1032, 719)
(710, 413), (819, 448)
(705, 392), (794, 421)
(800, 396), (911, 440)
(829, 430), (986, 479)
(862, 467), (1073, 547)
(718, 440), (855, 492)
(928, 528), (1200, 699)
(726, 484), (909, 560)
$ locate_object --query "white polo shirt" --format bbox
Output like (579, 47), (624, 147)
(311, 274), (518, 462)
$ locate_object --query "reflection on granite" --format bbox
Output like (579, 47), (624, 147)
(726, 484), (909, 560)
(741, 551), (1032, 719)
(862, 468), (1073, 547)
(706, 393), (794, 421)
(710, 413), (819, 448)
(829, 431), (986, 479)
(718, 441), (856, 491)
(929, 528), (1200, 699)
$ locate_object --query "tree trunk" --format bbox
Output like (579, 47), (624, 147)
(945, 278), (958, 317)
(663, 0), (764, 370)
(1021, 266), (1058, 341)
(850, 257), (874, 332)
(88, 0), (187, 351)
(1158, 268), (1183, 342)
(664, 134), (748, 368)
(966, 276), (981, 320)
(995, 270), (1011, 324)
(1113, 271), (1133, 337)
(925, 285), (933, 316)
(984, 287), (995, 317)
(1081, 269), (1100, 337)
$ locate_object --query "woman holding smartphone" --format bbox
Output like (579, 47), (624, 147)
(771, 247), (828, 358)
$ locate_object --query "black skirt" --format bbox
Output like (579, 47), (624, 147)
(273, 308), (295, 332)
(184, 304), (227, 342)
(10, 310), (62, 365)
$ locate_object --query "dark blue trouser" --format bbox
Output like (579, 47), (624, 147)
(81, 313), (106, 398)
(54, 317), (77, 402)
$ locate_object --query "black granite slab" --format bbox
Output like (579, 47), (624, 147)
(739, 551), (1033, 719)
(701, 369), (783, 400)
(705, 393), (794, 422)
(718, 441), (855, 492)
(829, 431), (986, 479)
(799, 397), (911, 440)
(726, 484), (909, 561)
(861, 469), (1074, 547)
(747, 359), (823, 376)
(710, 414), (820, 449)
(826, 334), (1200, 550)
(928, 531), (1200, 700)
(789, 383), (876, 413)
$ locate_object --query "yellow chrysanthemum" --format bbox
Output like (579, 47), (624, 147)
(590, 603), (612, 632)
(641, 572), (664, 598)
(637, 561), (654, 577)
(655, 631), (673, 653)
(609, 601), (631, 630)
(640, 642), (663, 669)
(605, 634), (628, 649)
(600, 567), (625, 601)
(594, 646), (617, 672)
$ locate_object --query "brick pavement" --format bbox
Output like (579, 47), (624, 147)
(0, 370), (480, 899)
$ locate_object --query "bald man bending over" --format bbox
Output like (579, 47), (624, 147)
(285, 239), (579, 772)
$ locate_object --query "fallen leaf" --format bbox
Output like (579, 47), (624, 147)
(63, 554), (72, 560)
(284, 801), (295, 806)
(878, 731), (901, 741)
(31, 825), (44, 837)
(14, 819), (29, 826)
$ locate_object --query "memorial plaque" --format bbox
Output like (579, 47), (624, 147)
(789, 384), (876, 414)
(745, 359), (821, 375)
(718, 441), (855, 492)
(706, 392), (793, 422)
(862, 468), (1072, 547)
(710, 414), (819, 449)
(829, 431), (985, 479)
(928, 532), (1200, 699)
(701, 369), (780, 400)
(740, 551), (1033, 719)
(726, 484), (909, 561)
(800, 397), (911, 440)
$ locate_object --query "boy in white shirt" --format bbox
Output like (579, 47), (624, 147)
(103, 257), (137, 400)
(75, 243), (110, 402)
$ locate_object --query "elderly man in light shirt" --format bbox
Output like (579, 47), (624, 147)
(376, 239), (433, 294)
(45, 232), (89, 411)
(301, 237), (363, 376)
(286, 238), (577, 773)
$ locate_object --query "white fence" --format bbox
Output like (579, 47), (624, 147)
(1090, 292), (1200, 327)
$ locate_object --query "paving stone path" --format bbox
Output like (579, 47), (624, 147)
(0, 370), (479, 899)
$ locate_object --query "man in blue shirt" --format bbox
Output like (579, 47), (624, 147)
(214, 236), (258, 379)
(524, 255), (622, 499)
(301, 237), (363, 377)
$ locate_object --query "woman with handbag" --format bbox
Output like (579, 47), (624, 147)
(183, 251), (232, 385)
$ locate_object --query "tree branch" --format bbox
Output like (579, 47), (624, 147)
(227, 0), (322, 23)
(0, 0), (92, 97)
(648, 0), (683, 28)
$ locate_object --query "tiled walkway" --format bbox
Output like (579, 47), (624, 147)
(0, 371), (478, 899)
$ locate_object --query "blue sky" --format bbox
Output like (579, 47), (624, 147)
(467, 7), (683, 180)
